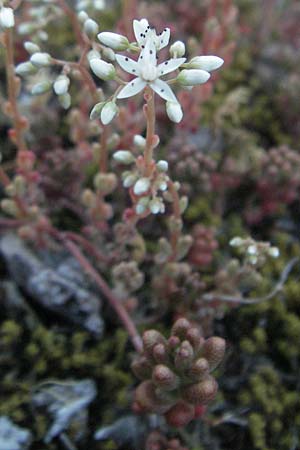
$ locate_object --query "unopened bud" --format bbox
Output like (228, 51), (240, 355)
(30, 52), (52, 68)
(58, 93), (71, 109)
(24, 41), (40, 54)
(101, 101), (118, 125)
(97, 31), (130, 51)
(134, 177), (151, 196)
(31, 81), (52, 95)
(157, 160), (168, 172)
(113, 150), (134, 164)
(84, 18), (99, 37)
(53, 75), (70, 95)
(166, 101), (183, 123)
(0, 7), (15, 29)
(133, 135), (146, 149)
(15, 62), (38, 77)
(94, 172), (117, 194)
(89, 58), (116, 80)
(188, 55), (224, 71)
(170, 41), (186, 58)
(177, 69), (210, 86)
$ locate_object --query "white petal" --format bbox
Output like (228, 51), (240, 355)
(117, 77), (146, 99)
(157, 57), (186, 76)
(133, 18), (149, 46)
(138, 37), (157, 65)
(115, 54), (139, 76)
(150, 78), (177, 103)
(157, 28), (170, 50)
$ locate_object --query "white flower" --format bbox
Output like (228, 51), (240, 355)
(177, 69), (210, 86)
(0, 7), (15, 29)
(133, 18), (170, 51)
(89, 57), (116, 80)
(97, 31), (129, 51)
(166, 101), (183, 123)
(116, 38), (185, 103)
(187, 55), (224, 71)
(100, 101), (118, 125)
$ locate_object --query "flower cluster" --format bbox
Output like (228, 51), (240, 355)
(91, 18), (224, 124)
(132, 318), (225, 427)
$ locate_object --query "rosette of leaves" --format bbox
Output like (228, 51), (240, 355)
(131, 318), (225, 427)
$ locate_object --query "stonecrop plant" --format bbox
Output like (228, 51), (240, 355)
(3, 1), (296, 449)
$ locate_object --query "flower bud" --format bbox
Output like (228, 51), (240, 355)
(102, 47), (116, 62)
(229, 236), (244, 247)
(183, 376), (218, 405)
(97, 31), (130, 51)
(165, 401), (195, 427)
(30, 52), (52, 68)
(89, 58), (116, 80)
(84, 18), (99, 37)
(0, 7), (15, 29)
(1, 199), (18, 217)
(166, 101), (183, 123)
(58, 93), (71, 109)
(149, 197), (164, 214)
(179, 196), (188, 213)
(157, 160), (168, 172)
(24, 41), (40, 54)
(152, 365), (179, 391)
(77, 11), (89, 22)
(202, 337), (226, 371)
(53, 75), (70, 95)
(170, 41), (186, 58)
(188, 55), (224, 71)
(136, 197), (149, 215)
(133, 134), (146, 150)
(268, 246), (280, 258)
(113, 150), (135, 164)
(90, 102), (105, 120)
(133, 177), (151, 196)
(87, 49), (101, 62)
(177, 69), (210, 86)
(177, 235), (193, 260)
(122, 172), (138, 188)
(15, 62), (38, 77)
(31, 81), (52, 95)
(81, 189), (96, 208)
(94, 172), (117, 194)
(100, 101), (118, 125)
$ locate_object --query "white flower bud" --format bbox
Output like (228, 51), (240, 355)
(102, 47), (116, 62)
(24, 41), (40, 55)
(149, 197), (164, 214)
(133, 178), (150, 196)
(188, 55), (224, 71)
(158, 181), (168, 191)
(157, 160), (168, 172)
(95, 0), (105, 9)
(89, 58), (116, 80)
(0, 7), (15, 29)
(179, 196), (188, 213)
(123, 173), (138, 188)
(136, 197), (150, 214)
(113, 150), (135, 164)
(170, 41), (185, 58)
(166, 101), (183, 123)
(133, 135), (146, 150)
(230, 237), (244, 247)
(87, 50), (101, 62)
(18, 22), (36, 35)
(247, 245), (257, 255)
(268, 247), (280, 258)
(31, 81), (52, 95)
(97, 31), (129, 51)
(58, 93), (71, 109)
(30, 52), (52, 68)
(78, 11), (89, 23)
(53, 75), (70, 95)
(90, 102), (105, 120)
(177, 69), (210, 86)
(84, 18), (99, 37)
(15, 61), (38, 77)
(100, 101), (118, 125)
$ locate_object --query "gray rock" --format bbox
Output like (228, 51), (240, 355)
(0, 416), (32, 450)
(31, 379), (97, 443)
(0, 234), (104, 336)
